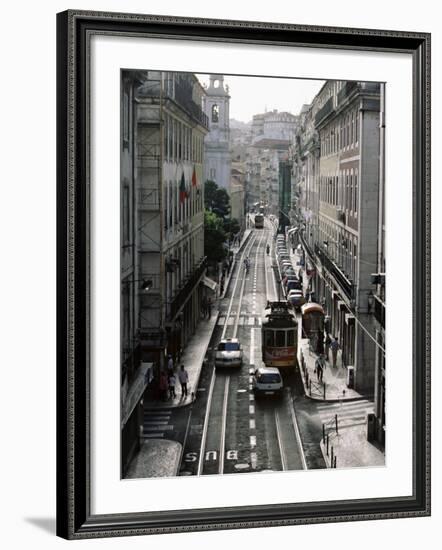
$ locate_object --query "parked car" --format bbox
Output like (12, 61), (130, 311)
(252, 366), (283, 397)
(215, 338), (243, 367)
(287, 289), (306, 310)
(286, 279), (302, 291)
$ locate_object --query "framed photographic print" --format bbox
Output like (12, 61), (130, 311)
(56, 10), (431, 539)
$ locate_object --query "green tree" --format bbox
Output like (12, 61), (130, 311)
(204, 210), (228, 264)
(223, 217), (240, 242)
(204, 180), (230, 219)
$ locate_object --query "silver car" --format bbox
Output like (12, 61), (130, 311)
(215, 338), (243, 367)
(252, 367), (283, 397)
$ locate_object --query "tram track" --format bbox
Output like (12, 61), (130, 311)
(182, 224), (307, 476)
(197, 232), (262, 475)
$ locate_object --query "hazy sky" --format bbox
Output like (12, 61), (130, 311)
(198, 73), (325, 123)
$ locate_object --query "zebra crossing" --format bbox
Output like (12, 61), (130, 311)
(316, 399), (374, 431)
(143, 409), (174, 439)
(217, 314), (262, 327)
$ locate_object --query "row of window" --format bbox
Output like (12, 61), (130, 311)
(319, 219), (358, 281)
(164, 113), (204, 164)
(164, 176), (204, 231)
(165, 227), (204, 301)
(319, 170), (359, 215)
(320, 108), (359, 157)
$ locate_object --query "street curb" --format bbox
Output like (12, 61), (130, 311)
(151, 309), (221, 410)
(220, 230), (254, 300)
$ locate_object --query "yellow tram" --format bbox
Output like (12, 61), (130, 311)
(261, 301), (298, 370)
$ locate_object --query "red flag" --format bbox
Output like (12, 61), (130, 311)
(191, 166), (197, 187)
(179, 172), (187, 204)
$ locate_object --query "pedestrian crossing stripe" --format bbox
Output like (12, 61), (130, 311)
(317, 401), (374, 428)
(217, 316), (263, 326)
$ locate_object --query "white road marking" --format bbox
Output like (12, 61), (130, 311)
(249, 405), (255, 415)
(250, 328), (255, 364)
(249, 419), (256, 430)
(249, 393), (255, 401)
(250, 435), (257, 448)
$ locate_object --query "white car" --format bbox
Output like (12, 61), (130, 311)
(252, 367), (283, 397)
(215, 338), (243, 367)
(287, 289), (306, 309)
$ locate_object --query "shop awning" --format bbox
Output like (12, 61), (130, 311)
(202, 276), (217, 291)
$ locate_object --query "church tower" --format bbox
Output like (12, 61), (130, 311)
(203, 75), (231, 190)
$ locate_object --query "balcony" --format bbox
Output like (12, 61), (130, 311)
(168, 256), (207, 320)
(169, 79), (209, 129)
(315, 97), (334, 128)
(373, 294), (385, 329)
(315, 244), (354, 300)
(337, 81), (360, 106)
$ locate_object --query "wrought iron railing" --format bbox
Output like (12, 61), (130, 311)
(315, 244), (354, 300)
(168, 257), (207, 320)
(373, 294), (385, 329)
(315, 97), (334, 127)
(337, 81), (359, 105)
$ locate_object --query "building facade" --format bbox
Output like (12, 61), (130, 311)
(292, 81), (384, 406)
(120, 70), (209, 473)
(203, 75), (231, 189)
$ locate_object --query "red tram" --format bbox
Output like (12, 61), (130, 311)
(261, 301), (298, 370)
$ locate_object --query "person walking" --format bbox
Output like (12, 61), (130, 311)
(330, 337), (340, 368)
(167, 354), (174, 377)
(168, 372), (176, 399)
(201, 296), (207, 319)
(206, 296), (212, 319)
(324, 333), (332, 362)
(159, 371), (168, 401)
(314, 355), (324, 383)
(178, 365), (189, 397)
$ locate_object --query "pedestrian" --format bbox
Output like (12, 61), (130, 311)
(167, 354), (174, 377)
(330, 337), (340, 368)
(168, 372), (176, 399)
(178, 364), (189, 397)
(324, 333), (331, 362)
(315, 355), (324, 383)
(201, 296), (207, 318)
(159, 370), (168, 401)
(207, 296), (212, 319)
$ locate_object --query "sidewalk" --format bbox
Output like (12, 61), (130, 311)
(125, 439), (182, 478)
(145, 229), (253, 410)
(319, 424), (385, 469)
(289, 238), (384, 469)
(298, 339), (362, 402)
(145, 311), (219, 410)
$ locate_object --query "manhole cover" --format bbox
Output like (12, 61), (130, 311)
(234, 463), (250, 470)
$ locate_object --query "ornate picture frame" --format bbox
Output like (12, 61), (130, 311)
(56, 10), (430, 539)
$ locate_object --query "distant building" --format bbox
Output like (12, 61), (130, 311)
(203, 75), (231, 189)
(245, 110), (298, 216)
(230, 162), (246, 235)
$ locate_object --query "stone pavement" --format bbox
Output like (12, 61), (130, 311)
(145, 311), (219, 410)
(320, 423), (385, 469)
(125, 439), (182, 478)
